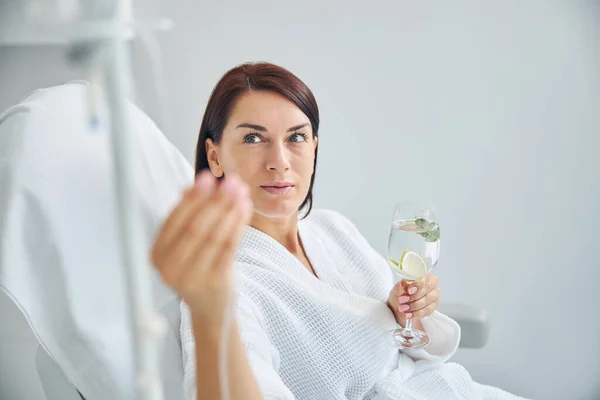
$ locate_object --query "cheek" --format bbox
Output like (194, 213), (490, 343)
(295, 148), (315, 171)
(222, 148), (261, 176)
(291, 151), (315, 184)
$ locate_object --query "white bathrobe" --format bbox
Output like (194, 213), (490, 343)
(181, 209), (525, 400)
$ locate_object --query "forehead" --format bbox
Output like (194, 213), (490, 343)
(228, 91), (311, 129)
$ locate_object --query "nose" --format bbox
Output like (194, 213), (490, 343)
(265, 142), (290, 173)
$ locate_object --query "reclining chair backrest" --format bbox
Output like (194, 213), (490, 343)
(0, 82), (193, 399)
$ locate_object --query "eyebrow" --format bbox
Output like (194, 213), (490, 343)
(235, 123), (309, 132)
(236, 123), (267, 131)
(287, 123), (309, 132)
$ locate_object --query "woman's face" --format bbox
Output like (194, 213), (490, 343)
(206, 90), (318, 219)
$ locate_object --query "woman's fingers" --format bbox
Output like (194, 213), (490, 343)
(206, 197), (252, 275)
(166, 171), (218, 245)
(150, 170), (253, 320)
(152, 170), (216, 261)
(155, 174), (249, 291)
(403, 286), (441, 312)
(397, 274), (440, 319)
(167, 184), (234, 288)
(404, 274), (438, 301)
(389, 280), (406, 302)
(409, 297), (440, 319)
(155, 175), (225, 288)
(177, 177), (247, 291)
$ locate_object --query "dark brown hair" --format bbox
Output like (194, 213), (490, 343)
(194, 62), (320, 216)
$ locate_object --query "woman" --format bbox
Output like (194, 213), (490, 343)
(151, 62), (525, 400)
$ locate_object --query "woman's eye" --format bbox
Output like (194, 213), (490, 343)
(243, 134), (263, 144)
(289, 133), (308, 143)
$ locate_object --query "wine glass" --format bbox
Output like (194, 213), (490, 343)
(386, 201), (440, 349)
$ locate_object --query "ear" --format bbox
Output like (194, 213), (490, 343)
(311, 136), (318, 173)
(205, 138), (224, 178)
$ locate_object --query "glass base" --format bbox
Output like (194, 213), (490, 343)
(391, 328), (430, 349)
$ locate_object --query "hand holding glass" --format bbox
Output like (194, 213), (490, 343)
(386, 201), (440, 349)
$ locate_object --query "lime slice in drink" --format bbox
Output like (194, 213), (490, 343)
(398, 250), (428, 279)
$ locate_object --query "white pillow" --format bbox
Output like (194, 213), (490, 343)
(0, 81), (193, 399)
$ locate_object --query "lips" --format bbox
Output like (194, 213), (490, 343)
(260, 182), (294, 195)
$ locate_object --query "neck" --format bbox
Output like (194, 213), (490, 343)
(250, 211), (302, 253)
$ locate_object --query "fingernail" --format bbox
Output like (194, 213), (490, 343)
(405, 312), (413, 319)
(408, 287), (417, 295)
(398, 296), (410, 304)
(399, 304), (409, 312)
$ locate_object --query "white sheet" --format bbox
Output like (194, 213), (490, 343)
(0, 82), (193, 399)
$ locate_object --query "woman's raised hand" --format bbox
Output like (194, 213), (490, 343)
(151, 170), (253, 324)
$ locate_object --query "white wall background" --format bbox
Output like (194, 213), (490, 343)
(1, 1), (599, 399)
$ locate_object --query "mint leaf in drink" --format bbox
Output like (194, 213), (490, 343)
(415, 218), (440, 242)
(419, 226), (440, 242)
(415, 218), (428, 229)
(415, 218), (434, 231)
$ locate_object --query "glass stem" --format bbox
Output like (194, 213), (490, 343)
(403, 318), (414, 337)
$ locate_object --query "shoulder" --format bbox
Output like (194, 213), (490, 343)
(303, 208), (359, 232)
(302, 208), (367, 246)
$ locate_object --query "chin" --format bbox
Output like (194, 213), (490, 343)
(253, 199), (302, 219)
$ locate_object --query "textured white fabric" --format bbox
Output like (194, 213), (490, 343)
(181, 209), (527, 399)
(0, 82), (193, 400)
